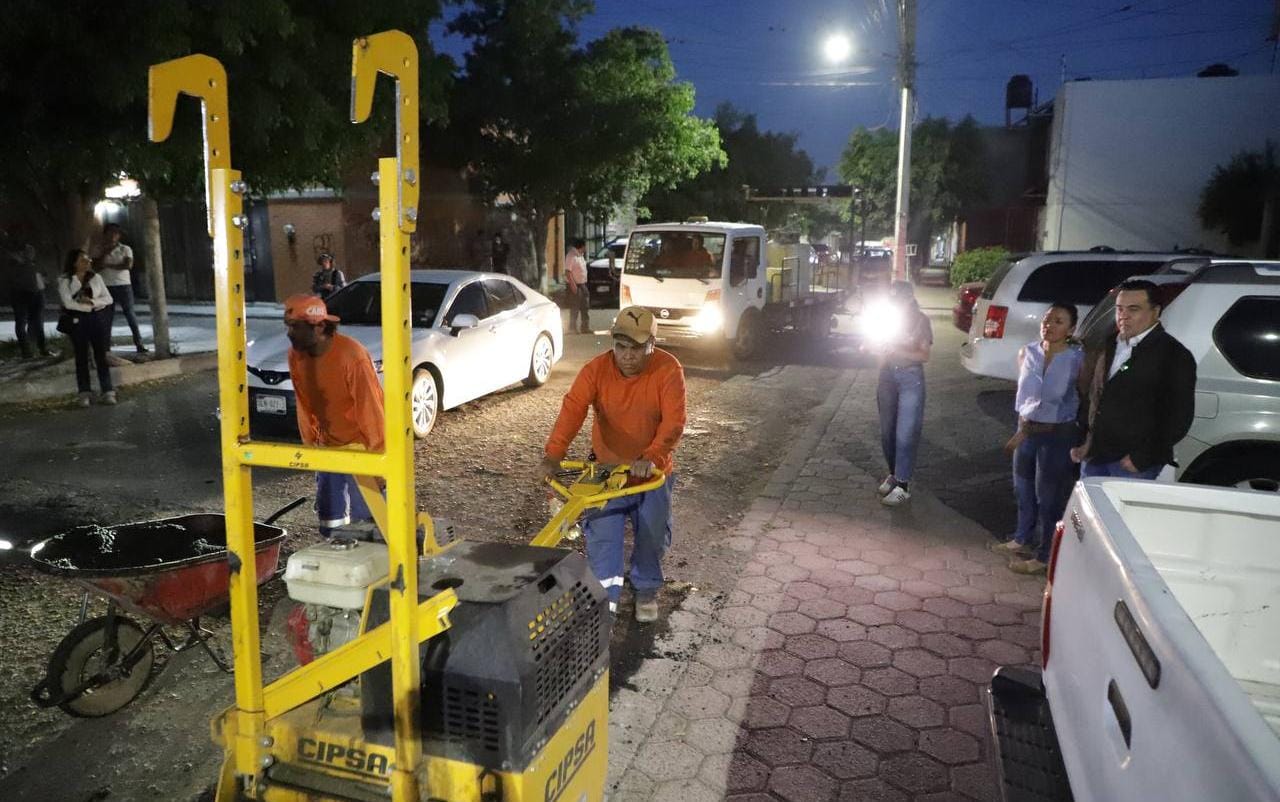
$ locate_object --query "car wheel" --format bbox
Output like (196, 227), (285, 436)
(411, 368), (439, 439)
(1190, 451), (1280, 494)
(732, 309), (762, 360)
(524, 334), (554, 387)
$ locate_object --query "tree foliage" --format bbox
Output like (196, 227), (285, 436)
(837, 115), (987, 249)
(446, 0), (723, 285)
(0, 0), (452, 253)
(949, 245), (1009, 285)
(1199, 142), (1278, 246)
(643, 103), (820, 229)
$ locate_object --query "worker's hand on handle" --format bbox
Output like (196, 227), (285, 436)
(538, 455), (562, 482)
(629, 459), (654, 479)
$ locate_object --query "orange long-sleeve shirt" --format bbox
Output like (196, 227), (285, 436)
(288, 333), (385, 452)
(545, 348), (687, 474)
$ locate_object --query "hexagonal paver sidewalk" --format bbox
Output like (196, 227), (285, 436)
(608, 369), (1045, 801)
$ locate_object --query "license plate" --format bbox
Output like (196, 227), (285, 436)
(255, 394), (287, 415)
(595, 285), (611, 294)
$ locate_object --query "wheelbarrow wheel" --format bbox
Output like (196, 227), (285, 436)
(47, 615), (154, 717)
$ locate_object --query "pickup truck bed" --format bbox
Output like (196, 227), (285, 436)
(988, 478), (1280, 802)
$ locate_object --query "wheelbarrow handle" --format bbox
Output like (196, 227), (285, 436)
(263, 496), (309, 526)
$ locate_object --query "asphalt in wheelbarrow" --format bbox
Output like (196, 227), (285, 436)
(28, 514), (285, 577)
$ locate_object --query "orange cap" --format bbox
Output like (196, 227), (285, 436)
(284, 294), (339, 324)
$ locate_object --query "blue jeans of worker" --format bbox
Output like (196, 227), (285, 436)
(315, 472), (374, 536)
(1012, 424), (1078, 563)
(877, 364), (926, 484)
(1081, 460), (1162, 481)
(582, 475), (674, 611)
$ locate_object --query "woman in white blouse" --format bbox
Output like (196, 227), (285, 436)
(57, 249), (116, 406)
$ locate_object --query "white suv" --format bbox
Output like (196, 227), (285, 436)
(960, 250), (1185, 380)
(1074, 259), (1280, 491)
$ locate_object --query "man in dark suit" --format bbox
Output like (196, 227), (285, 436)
(1072, 279), (1196, 479)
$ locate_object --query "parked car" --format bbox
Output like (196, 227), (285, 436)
(586, 238), (626, 307)
(987, 479), (1280, 801)
(855, 252), (893, 287)
(952, 281), (984, 332)
(960, 249), (1186, 381)
(246, 270), (563, 441)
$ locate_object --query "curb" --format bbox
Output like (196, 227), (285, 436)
(0, 352), (218, 405)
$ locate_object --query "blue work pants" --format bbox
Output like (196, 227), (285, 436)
(582, 475), (674, 611)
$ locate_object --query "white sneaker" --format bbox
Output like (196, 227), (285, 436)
(880, 486), (911, 507)
(877, 475), (897, 496)
(100, 390), (118, 406)
(76, 392), (93, 408)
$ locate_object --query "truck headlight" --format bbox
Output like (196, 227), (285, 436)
(693, 304), (724, 334)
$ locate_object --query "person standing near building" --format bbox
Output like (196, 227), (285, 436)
(58, 249), (115, 406)
(94, 223), (147, 353)
(539, 307), (686, 622)
(284, 294), (385, 537)
(871, 281), (933, 507)
(469, 228), (490, 271)
(1072, 279), (1196, 479)
(490, 232), (511, 275)
(310, 253), (346, 298)
(990, 302), (1085, 575)
(7, 242), (53, 358)
(565, 237), (590, 334)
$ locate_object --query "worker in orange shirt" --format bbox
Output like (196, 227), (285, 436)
(539, 306), (686, 622)
(284, 294), (385, 538)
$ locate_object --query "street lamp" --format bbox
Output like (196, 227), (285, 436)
(822, 32), (853, 64)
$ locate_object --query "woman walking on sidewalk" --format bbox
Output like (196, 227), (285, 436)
(991, 302), (1084, 575)
(873, 281), (933, 507)
(57, 249), (116, 406)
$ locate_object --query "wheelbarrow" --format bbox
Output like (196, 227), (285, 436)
(27, 497), (307, 717)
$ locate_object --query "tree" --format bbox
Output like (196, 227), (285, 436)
(643, 103), (821, 229)
(446, 0), (724, 288)
(837, 115), (987, 253)
(0, 0), (453, 257)
(1199, 142), (1279, 250)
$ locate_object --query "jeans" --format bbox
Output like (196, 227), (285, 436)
(67, 309), (113, 393)
(1081, 459), (1162, 481)
(1012, 424), (1078, 563)
(11, 288), (47, 355)
(567, 287), (590, 333)
(107, 283), (146, 350)
(314, 472), (374, 536)
(877, 364), (926, 484)
(582, 474), (674, 611)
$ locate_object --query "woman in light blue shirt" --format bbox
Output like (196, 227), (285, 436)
(991, 302), (1084, 575)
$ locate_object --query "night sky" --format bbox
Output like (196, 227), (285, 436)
(437, 0), (1277, 174)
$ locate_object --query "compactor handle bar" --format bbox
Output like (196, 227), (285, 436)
(531, 461), (666, 548)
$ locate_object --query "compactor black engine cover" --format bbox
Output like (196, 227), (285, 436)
(361, 541), (608, 771)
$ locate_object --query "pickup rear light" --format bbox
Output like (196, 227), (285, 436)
(621, 284), (632, 305)
(705, 288), (722, 303)
(983, 305), (1008, 338)
(1041, 519), (1067, 669)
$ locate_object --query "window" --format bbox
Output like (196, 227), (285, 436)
(625, 230), (725, 280)
(483, 279), (523, 314)
(444, 282), (488, 324)
(1016, 260), (1163, 305)
(325, 280), (448, 328)
(1214, 297), (1280, 382)
(979, 261), (1016, 300)
(730, 237), (761, 286)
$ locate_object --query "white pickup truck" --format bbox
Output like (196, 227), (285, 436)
(987, 478), (1280, 802)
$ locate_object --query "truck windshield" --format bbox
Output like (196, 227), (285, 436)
(625, 231), (725, 280)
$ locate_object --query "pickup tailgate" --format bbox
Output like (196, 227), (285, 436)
(1040, 479), (1280, 802)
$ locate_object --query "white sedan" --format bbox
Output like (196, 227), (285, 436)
(246, 270), (563, 439)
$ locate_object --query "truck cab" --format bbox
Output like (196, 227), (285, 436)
(619, 222), (766, 344)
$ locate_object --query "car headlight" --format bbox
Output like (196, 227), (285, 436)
(859, 298), (904, 344)
(693, 304), (724, 334)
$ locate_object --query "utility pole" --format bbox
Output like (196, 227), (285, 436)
(891, 0), (917, 282)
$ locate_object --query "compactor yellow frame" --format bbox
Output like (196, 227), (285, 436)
(148, 32), (451, 802)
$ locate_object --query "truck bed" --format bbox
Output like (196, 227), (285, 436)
(1104, 481), (1280, 736)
